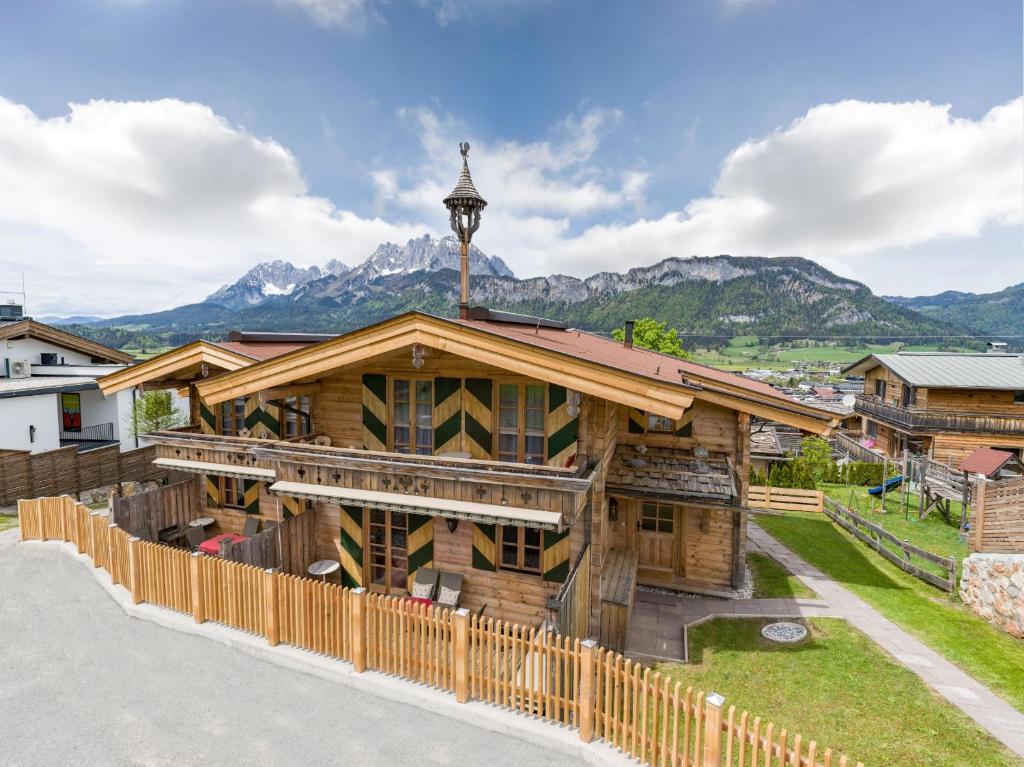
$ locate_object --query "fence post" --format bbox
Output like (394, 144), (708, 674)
(351, 587), (367, 673)
(127, 536), (143, 605)
(578, 639), (597, 743)
(88, 512), (100, 567)
(16, 499), (31, 540)
(453, 608), (471, 703)
(190, 552), (205, 624)
(107, 522), (117, 572)
(765, 485), (772, 510)
(265, 569), (279, 646)
(972, 480), (986, 552)
(702, 692), (725, 767)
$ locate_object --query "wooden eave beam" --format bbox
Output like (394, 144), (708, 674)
(693, 388), (838, 436)
(98, 342), (254, 396)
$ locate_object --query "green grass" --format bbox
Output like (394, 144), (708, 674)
(657, 618), (1021, 767)
(757, 512), (1024, 714)
(0, 514), (18, 532)
(747, 552), (817, 599)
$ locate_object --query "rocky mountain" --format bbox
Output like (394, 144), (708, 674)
(65, 241), (971, 351)
(37, 314), (103, 325)
(884, 283), (1024, 338)
(205, 259), (350, 310)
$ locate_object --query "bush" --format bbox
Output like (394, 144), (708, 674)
(837, 461), (898, 486)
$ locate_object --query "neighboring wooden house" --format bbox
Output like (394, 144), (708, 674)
(959, 447), (1024, 481)
(842, 352), (1024, 465)
(102, 310), (836, 633)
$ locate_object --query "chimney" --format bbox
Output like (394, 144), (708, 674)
(623, 320), (635, 349)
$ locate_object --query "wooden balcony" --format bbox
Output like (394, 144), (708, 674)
(854, 395), (1024, 436)
(148, 431), (592, 528)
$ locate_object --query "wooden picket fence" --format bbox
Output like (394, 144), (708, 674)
(749, 486), (825, 513)
(17, 496), (862, 767)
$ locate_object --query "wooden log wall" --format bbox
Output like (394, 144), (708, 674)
(17, 494), (863, 767)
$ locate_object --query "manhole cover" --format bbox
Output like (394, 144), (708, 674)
(761, 622), (808, 644)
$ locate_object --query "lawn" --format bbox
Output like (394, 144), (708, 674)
(819, 483), (969, 579)
(0, 514), (18, 532)
(747, 552), (816, 599)
(756, 511), (1024, 714)
(657, 618), (1021, 767)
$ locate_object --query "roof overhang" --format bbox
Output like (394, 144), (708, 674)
(0, 320), (133, 364)
(194, 313), (696, 419)
(153, 456), (276, 481)
(98, 341), (256, 396)
(269, 480), (563, 531)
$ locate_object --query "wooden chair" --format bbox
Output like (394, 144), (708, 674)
(410, 567), (439, 600)
(242, 517), (260, 537)
(185, 526), (206, 552)
(435, 571), (463, 610)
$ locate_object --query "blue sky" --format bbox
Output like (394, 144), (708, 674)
(0, 0), (1020, 315)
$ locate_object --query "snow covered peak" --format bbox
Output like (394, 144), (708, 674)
(353, 234), (515, 282)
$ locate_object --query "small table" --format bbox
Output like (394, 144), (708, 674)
(199, 533), (247, 556)
(308, 559), (340, 582)
(189, 516), (215, 528)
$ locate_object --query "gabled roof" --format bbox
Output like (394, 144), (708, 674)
(193, 311), (838, 434)
(0, 319), (133, 364)
(842, 352), (1024, 389)
(959, 447), (1022, 478)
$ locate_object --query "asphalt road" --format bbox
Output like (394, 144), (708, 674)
(0, 541), (578, 767)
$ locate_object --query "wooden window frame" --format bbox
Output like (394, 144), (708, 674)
(219, 476), (245, 510)
(497, 524), (544, 575)
(640, 501), (674, 534)
(645, 413), (675, 433)
(390, 378), (434, 455)
(218, 397), (247, 437)
(496, 381), (547, 465)
(366, 509), (409, 595)
(281, 394), (313, 439)
(1014, 391), (1024, 405)
(874, 379), (886, 398)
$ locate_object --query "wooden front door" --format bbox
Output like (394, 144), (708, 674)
(367, 509), (409, 594)
(637, 501), (676, 581)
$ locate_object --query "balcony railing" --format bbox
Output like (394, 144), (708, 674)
(60, 422), (117, 450)
(833, 431), (885, 464)
(854, 395), (1024, 435)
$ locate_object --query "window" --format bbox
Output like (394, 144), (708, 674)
(282, 395), (312, 438)
(393, 380), (433, 455)
(368, 510), (408, 593)
(873, 379), (886, 398)
(219, 397), (246, 436)
(1015, 391), (1024, 405)
(640, 502), (674, 534)
(499, 526), (542, 573)
(647, 414), (675, 433)
(866, 420), (878, 438)
(220, 477), (245, 509)
(901, 387), (916, 407)
(498, 383), (546, 464)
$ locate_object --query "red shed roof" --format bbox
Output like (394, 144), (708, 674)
(959, 447), (1017, 477)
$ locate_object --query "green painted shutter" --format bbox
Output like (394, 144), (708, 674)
(244, 396), (280, 439)
(542, 528), (571, 583)
(464, 378), (493, 459)
(339, 505), (364, 588)
(546, 384), (578, 467)
(200, 402), (217, 435)
(281, 496), (306, 519)
(471, 522), (497, 571)
(433, 378), (461, 454)
(243, 480), (260, 515)
(361, 374), (387, 451)
(407, 514), (434, 576)
(205, 475), (220, 507)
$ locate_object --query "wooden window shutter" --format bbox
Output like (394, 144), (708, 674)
(361, 374), (387, 451)
(463, 378), (493, 459)
(339, 505), (364, 587)
(199, 402), (217, 435)
(471, 522), (497, 571)
(433, 377), (462, 454)
(243, 480), (260, 515)
(244, 395), (280, 439)
(546, 384), (578, 467)
(407, 513), (434, 577)
(542, 528), (571, 583)
(204, 474), (220, 507)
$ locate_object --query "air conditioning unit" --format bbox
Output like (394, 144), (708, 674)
(9, 359), (31, 379)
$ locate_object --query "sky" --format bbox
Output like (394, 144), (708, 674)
(0, 0), (1021, 317)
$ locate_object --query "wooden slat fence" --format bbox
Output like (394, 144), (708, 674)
(749, 486), (824, 513)
(18, 495), (862, 767)
(549, 543), (591, 640)
(824, 498), (956, 591)
(972, 477), (1024, 554)
(0, 444), (182, 506)
(112, 478), (201, 542)
(220, 511), (317, 574)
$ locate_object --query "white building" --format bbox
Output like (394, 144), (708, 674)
(0, 316), (137, 453)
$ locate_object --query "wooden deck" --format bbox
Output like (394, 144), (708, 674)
(598, 548), (638, 652)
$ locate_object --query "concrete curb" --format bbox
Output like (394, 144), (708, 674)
(19, 539), (627, 767)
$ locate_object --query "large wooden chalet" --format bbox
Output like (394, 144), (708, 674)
(100, 310), (836, 634)
(843, 352), (1024, 465)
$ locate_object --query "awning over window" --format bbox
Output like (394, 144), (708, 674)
(268, 480), (564, 531)
(153, 457), (276, 481)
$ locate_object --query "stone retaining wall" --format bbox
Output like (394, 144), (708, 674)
(960, 553), (1024, 639)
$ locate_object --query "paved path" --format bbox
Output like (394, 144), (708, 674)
(0, 542), (581, 767)
(748, 522), (1024, 758)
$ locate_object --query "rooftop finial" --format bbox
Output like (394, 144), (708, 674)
(460, 141), (470, 158)
(443, 141), (487, 320)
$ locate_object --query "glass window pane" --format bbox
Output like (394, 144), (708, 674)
(502, 545), (518, 566)
(416, 380), (432, 403)
(525, 409), (544, 431)
(499, 384), (518, 406)
(524, 528), (540, 547)
(524, 435), (544, 463)
(499, 408), (518, 428)
(524, 549), (540, 570)
(503, 527), (517, 543)
(525, 385), (544, 408)
(641, 517), (657, 532)
(394, 380), (409, 401)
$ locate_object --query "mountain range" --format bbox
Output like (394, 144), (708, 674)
(54, 234), (1018, 352)
(885, 283), (1024, 338)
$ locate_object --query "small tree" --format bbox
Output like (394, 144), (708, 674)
(124, 390), (187, 439)
(612, 318), (689, 359)
(798, 436), (835, 484)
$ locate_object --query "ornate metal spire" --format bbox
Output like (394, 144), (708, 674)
(442, 142), (487, 320)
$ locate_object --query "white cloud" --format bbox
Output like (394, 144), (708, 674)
(0, 97), (428, 315)
(414, 0), (547, 26)
(271, 0), (380, 29)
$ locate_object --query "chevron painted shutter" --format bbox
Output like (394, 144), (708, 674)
(339, 505), (364, 587)
(361, 374), (387, 451)
(244, 396), (280, 439)
(200, 402), (217, 435)
(463, 378), (493, 459)
(675, 405), (696, 438)
(433, 378), (461, 454)
(205, 475), (219, 507)
(546, 384), (578, 467)
(628, 407), (646, 434)
(471, 522), (497, 571)
(280, 496), (306, 519)
(542, 528), (571, 583)
(243, 480), (260, 514)
(407, 514), (434, 577)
